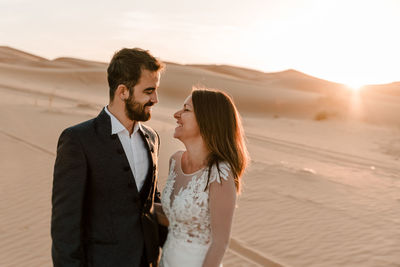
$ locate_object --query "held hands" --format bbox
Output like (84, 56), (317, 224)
(154, 203), (169, 227)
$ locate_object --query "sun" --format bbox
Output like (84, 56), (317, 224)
(346, 82), (364, 92)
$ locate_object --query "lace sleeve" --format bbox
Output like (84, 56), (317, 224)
(168, 151), (182, 175)
(208, 162), (231, 184)
(168, 156), (175, 175)
(203, 161), (236, 266)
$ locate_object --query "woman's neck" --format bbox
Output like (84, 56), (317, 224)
(182, 138), (209, 171)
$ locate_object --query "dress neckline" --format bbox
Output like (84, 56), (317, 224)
(168, 152), (206, 209)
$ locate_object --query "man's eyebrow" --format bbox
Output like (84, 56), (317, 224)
(144, 87), (156, 91)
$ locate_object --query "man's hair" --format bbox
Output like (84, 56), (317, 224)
(107, 48), (164, 100)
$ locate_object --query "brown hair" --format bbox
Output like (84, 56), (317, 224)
(191, 88), (249, 193)
(107, 48), (164, 100)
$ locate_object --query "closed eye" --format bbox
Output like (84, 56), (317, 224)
(183, 104), (192, 112)
(144, 88), (156, 94)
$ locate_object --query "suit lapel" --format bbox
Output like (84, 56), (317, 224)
(94, 108), (158, 204)
(94, 108), (140, 196)
(139, 127), (157, 200)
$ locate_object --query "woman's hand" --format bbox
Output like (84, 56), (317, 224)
(154, 202), (169, 227)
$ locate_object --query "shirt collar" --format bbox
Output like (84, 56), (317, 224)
(104, 106), (142, 135)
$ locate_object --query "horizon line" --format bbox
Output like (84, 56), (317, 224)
(1, 45), (399, 87)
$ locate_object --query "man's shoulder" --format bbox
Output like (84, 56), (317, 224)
(61, 117), (96, 137)
(140, 124), (159, 141)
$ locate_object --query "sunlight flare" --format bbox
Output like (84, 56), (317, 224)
(346, 82), (364, 92)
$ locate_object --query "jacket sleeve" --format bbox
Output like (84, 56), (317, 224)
(51, 128), (88, 267)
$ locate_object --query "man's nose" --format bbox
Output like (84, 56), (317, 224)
(152, 91), (159, 104)
(174, 111), (180, 119)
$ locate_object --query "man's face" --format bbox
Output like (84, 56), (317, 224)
(125, 69), (160, 121)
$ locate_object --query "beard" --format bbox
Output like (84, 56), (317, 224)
(124, 95), (153, 122)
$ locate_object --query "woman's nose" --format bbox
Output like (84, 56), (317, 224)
(174, 110), (180, 119)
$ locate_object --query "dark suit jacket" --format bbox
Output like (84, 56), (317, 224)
(51, 108), (165, 267)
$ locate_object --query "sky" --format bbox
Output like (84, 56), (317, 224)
(1, 0), (399, 86)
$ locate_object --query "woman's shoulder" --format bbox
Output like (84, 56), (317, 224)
(207, 161), (232, 184)
(169, 150), (184, 161)
(169, 150), (184, 166)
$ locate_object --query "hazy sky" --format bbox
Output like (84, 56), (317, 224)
(1, 0), (399, 85)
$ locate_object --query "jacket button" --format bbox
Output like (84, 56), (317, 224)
(132, 195), (140, 203)
(123, 166), (130, 172)
(117, 148), (123, 154)
(128, 180), (134, 188)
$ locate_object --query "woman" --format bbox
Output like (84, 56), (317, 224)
(156, 88), (249, 267)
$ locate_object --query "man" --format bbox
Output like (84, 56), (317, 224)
(51, 48), (165, 267)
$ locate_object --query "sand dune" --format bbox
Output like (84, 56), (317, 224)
(188, 64), (346, 94)
(52, 57), (107, 68)
(2, 46), (399, 124)
(0, 46), (49, 64)
(1, 47), (400, 266)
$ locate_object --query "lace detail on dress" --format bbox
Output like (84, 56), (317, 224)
(208, 162), (230, 184)
(161, 152), (231, 246)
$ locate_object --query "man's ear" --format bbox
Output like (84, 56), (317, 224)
(116, 84), (129, 100)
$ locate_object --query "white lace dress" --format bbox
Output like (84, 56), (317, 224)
(160, 151), (230, 267)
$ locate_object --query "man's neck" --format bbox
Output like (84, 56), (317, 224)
(107, 104), (136, 135)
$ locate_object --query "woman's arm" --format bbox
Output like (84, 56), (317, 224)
(202, 172), (237, 267)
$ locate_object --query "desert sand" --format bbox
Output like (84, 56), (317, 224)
(1, 46), (399, 266)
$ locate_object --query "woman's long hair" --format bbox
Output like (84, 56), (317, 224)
(191, 88), (249, 193)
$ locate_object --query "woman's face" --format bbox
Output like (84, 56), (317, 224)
(173, 95), (201, 141)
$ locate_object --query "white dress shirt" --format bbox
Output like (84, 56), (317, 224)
(105, 106), (149, 191)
